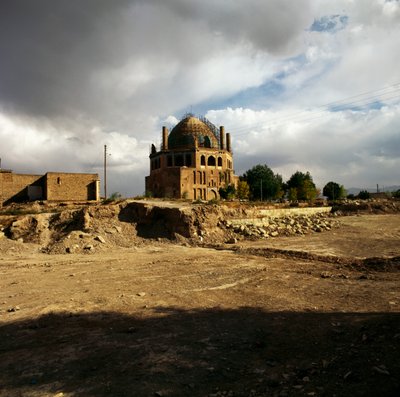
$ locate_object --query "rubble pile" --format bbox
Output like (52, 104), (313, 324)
(222, 213), (340, 240)
(332, 199), (400, 215)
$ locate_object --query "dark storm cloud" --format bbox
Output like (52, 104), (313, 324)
(164, 0), (311, 54)
(0, 0), (311, 124)
(0, 0), (133, 118)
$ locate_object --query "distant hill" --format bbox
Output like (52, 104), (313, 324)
(346, 186), (400, 195)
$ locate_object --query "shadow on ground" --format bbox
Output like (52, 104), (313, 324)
(1, 308), (399, 397)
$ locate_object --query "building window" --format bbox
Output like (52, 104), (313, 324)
(204, 136), (211, 148)
(175, 154), (184, 166)
(207, 156), (216, 166)
(185, 153), (192, 167)
(218, 157), (222, 167)
(201, 155), (206, 166)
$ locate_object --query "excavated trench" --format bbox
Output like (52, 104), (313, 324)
(232, 246), (400, 272)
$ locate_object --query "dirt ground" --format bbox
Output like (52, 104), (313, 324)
(0, 214), (399, 397)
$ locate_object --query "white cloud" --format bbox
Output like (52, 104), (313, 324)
(0, 111), (148, 195)
(207, 103), (400, 189)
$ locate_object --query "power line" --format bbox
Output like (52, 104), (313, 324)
(228, 82), (400, 133)
(221, 82), (400, 136)
(233, 92), (400, 138)
(230, 86), (400, 135)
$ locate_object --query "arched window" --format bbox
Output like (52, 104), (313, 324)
(217, 157), (222, 167)
(175, 154), (184, 166)
(201, 155), (206, 166)
(207, 156), (216, 166)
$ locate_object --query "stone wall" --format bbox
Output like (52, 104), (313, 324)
(228, 206), (332, 227)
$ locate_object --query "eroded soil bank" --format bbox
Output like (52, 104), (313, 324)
(1, 199), (399, 254)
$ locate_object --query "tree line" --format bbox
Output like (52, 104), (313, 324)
(219, 164), (350, 202)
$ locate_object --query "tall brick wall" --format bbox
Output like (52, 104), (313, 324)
(145, 168), (181, 198)
(45, 172), (99, 201)
(0, 172), (43, 205)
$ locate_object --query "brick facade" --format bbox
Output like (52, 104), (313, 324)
(0, 170), (99, 205)
(45, 172), (99, 201)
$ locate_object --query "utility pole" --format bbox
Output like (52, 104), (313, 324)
(104, 145), (107, 199)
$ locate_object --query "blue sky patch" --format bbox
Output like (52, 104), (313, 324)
(188, 78), (285, 116)
(191, 54), (309, 115)
(329, 100), (385, 113)
(310, 15), (348, 33)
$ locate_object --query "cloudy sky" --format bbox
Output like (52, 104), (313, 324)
(1, 0), (399, 196)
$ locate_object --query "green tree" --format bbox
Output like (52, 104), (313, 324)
(219, 184), (236, 200)
(300, 179), (318, 201)
(287, 171), (318, 202)
(109, 192), (122, 200)
(392, 189), (400, 198)
(358, 190), (370, 199)
(236, 180), (250, 200)
(288, 187), (297, 202)
(242, 164), (283, 201)
(323, 181), (346, 200)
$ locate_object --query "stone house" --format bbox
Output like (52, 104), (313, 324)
(0, 170), (100, 205)
(146, 115), (239, 200)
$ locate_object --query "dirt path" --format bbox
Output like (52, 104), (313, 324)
(0, 214), (399, 396)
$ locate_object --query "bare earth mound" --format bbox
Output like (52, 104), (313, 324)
(0, 200), (399, 397)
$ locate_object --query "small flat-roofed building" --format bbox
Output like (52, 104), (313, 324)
(0, 170), (100, 205)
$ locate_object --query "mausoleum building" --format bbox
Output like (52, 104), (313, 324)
(146, 115), (238, 200)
